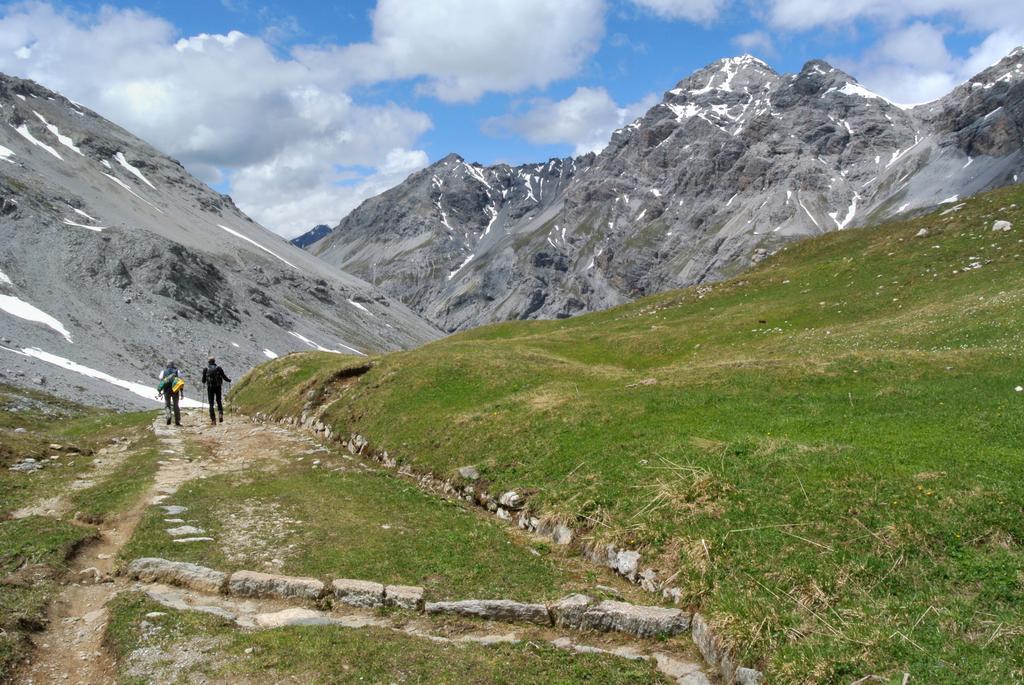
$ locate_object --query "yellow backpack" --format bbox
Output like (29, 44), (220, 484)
(171, 377), (185, 394)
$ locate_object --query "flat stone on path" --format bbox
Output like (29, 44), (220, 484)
(165, 525), (204, 537)
(254, 608), (342, 628)
(332, 578), (384, 608)
(125, 558), (227, 594)
(172, 537), (214, 543)
(229, 570), (325, 601)
(384, 584), (425, 611)
(425, 599), (551, 625)
(160, 505), (187, 515)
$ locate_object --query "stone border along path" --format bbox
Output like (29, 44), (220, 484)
(254, 410), (765, 685)
(124, 560), (711, 685)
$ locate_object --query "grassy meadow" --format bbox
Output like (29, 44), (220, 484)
(232, 184), (1024, 683)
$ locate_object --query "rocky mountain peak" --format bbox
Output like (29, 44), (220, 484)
(670, 54), (779, 99)
(315, 47), (1024, 333)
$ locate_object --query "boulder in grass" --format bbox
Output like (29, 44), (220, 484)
(993, 220), (1012, 232)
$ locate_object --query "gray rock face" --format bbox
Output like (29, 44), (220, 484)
(0, 73), (439, 408)
(125, 557), (227, 594)
(227, 570), (325, 601)
(332, 578), (385, 608)
(315, 49), (1024, 332)
(424, 599), (552, 625)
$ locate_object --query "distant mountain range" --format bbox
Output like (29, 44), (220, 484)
(309, 48), (1024, 332)
(291, 224), (333, 249)
(0, 74), (439, 407)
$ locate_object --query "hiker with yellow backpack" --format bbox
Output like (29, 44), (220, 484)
(157, 360), (185, 426)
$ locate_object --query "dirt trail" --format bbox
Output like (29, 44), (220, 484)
(20, 411), (714, 684)
(19, 410), (298, 685)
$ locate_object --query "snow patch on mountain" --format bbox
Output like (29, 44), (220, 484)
(0, 294), (73, 342)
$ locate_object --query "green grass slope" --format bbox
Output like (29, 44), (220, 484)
(232, 185), (1024, 684)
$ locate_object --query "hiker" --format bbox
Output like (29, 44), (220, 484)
(158, 360), (182, 426)
(201, 356), (231, 425)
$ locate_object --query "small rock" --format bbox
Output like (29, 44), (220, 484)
(914, 228), (929, 238)
(332, 578), (384, 608)
(384, 584), (425, 611)
(550, 594), (594, 628)
(614, 549), (641, 578)
(13, 427), (26, 433)
(498, 491), (523, 510)
(425, 599), (551, 625)
(1016, 386), (1023, 392)
(578, 600), (691, 638)
(166, 525), (205, 537)
(993, 220), (1013, 232)
(457, 465), (480, 480)
(49, 444), (63, 450)
(145, 612), (167, 618)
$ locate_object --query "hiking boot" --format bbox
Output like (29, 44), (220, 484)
(210, 417), (217, 426)
(218, 415), (224, 423)
(175, 422), (181, 427)
(166, 417), (171, 425)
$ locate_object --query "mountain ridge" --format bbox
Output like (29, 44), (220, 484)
(311, 48), (1024, 332)
(0, 72), (440, 407)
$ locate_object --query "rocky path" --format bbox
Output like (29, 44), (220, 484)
(18, 412), (259, 684)
(19, 411), (715, 684)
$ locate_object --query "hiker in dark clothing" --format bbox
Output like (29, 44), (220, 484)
(159, 360), (182, 426)
(201, 357), (231, 425)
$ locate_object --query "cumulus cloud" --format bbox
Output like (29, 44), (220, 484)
(629, 0), (730, 23)
(295, 0), (606, 102)
(732, 30), (776, 57)
(759, 1), (1024, 104)
(0, 3), (436, 237)
(485, 87), (658, 156)
(764, 0), (1024, 33)
(0, 1), (609, 235)
(836, 21), (1024, 104)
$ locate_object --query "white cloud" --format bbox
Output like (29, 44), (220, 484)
(732, 30), (776, 57)
(0, 3), (433, 237)
(295, 0), (606, 102)
(836, 21), (1024, 105)
(485, 87), (658, 156)
(759, 2), (1024, 105)
(765, 0), (1024, 32)
(629, 0), (729, 22)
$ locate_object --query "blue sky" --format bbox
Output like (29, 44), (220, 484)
(1, 0), (1022, 236)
